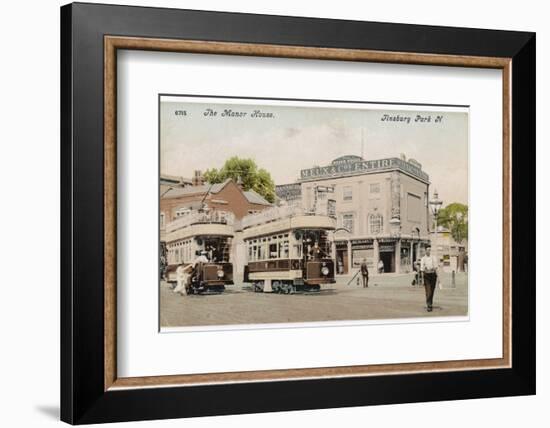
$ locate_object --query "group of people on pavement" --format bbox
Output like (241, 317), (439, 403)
(358, 245), (440, 312)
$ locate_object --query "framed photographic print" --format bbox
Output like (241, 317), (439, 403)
(61, 2), (536, 424)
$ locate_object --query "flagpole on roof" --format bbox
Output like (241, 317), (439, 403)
(361, 128), (364, 159)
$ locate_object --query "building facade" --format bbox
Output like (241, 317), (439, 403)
(160, 177), (271, 241)
(276, 155), (431, 274)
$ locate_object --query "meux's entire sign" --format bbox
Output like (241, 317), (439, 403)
(299, 156), (429, 183)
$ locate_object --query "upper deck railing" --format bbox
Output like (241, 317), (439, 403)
(166, 210), (235, 234)
(241, 202), (336, 230)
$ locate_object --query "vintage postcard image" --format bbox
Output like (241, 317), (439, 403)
(159, 95), (469, 330)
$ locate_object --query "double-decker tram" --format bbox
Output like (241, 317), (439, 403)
(242, 204), (336, 293)
(165, 210), (234, 294)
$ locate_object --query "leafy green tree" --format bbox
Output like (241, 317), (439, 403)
(436, 203), (468, 243)
(203, 157), (276, 203)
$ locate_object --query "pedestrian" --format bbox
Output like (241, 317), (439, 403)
(420, 245), (439, 312)
(337, 259), (344, 275)
(411, 258), (421, 286)
(360, 258), (369, 288)
(377, 259), (384, 274)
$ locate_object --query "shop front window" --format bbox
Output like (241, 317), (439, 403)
(269, 242), (278, 259)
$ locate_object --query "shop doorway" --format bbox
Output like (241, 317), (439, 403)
(336, 249), (348, 274)
(379, 251), (395, 273)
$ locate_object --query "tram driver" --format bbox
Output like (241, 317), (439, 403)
(191, 250), (210, 282)
(206, 245), (217, 262)
(309, 241), (324, 260)
(174, 264), (193, 295)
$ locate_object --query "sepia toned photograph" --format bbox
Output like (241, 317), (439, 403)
(159, 95), (469, 330)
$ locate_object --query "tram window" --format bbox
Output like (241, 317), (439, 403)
(175, 208), (191, 218)
(281, 241), (289, 258)
(269, 243), (277, 259)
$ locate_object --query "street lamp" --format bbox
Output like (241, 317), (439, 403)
(429, 190), (443, 285)
(411, 226), (420, 261)
(429, 190), (443, 233)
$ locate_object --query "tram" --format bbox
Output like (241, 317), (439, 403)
(164, 210), (234, 294)
(241, 204), (336, 293)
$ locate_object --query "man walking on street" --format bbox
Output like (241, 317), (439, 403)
(420, 246), (439, 312)
(360, 258), (369, 288)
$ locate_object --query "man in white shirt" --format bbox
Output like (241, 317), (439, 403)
(420, 246), (439, 312)
(188, 251), (210, 289)
(193, 251), (209, 267)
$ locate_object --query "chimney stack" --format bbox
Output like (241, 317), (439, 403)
(193, 170), (204, 186)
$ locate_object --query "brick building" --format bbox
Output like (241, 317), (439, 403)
(160, 177), (271, 240)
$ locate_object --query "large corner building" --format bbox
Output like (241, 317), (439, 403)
(276, 155), (431, 274)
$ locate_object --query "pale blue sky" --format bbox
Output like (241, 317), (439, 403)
(161, 99), (469, 204)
